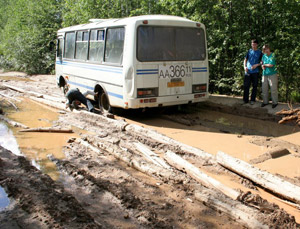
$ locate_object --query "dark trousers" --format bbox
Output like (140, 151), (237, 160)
(66, 89), (94, 112)
(243, 73), (258, 103)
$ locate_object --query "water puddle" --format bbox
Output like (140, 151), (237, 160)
(0, 123), (17, 212)
(0, 186), (9, 211)
(0, 122), (21, 155)
(4, 98), (79, 180)
(195, 108), (297, 137)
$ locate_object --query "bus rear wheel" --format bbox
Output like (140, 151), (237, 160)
(98, 92), (112, 113)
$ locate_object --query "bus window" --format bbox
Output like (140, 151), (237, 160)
(105, 27), (125, 65)
(89, 29), (104, 62)
(137, 26), (206, 62)
(65, 32), (75, 59)
(75, 31), (89, 60)
(57, 38), (64, 59)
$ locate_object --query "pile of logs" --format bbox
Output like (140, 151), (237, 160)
(276, 104), (300, 126)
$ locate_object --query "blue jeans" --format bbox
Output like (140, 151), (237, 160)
(243, 73), (258, 103)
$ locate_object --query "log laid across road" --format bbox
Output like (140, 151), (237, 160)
(217, 151), (300, 205)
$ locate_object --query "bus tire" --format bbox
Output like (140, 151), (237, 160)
(98, 92), (113, 113)
(61, 85), (68, 95)
(59, 77), (68, 95)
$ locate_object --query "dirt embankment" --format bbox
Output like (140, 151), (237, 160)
(1, 72), (300, 228)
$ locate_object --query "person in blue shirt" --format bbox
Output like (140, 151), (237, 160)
(243, 39), (263, 105)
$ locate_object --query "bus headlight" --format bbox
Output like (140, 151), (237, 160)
(137, 88), (158, 98)
(192, 84), (207, 93)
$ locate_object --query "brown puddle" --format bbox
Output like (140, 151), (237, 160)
(5, 98), (79, 180)
(0, 76), (33, 82)
(121, 109), (300, 223)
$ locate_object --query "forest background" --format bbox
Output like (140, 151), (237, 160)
(0, 0), (299, 102)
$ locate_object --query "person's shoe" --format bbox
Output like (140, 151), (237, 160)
(242, 101), (249, 105)
(261, 103), (268, 107)
(250, 101), (254, 105)
(272, 104), (278, 109)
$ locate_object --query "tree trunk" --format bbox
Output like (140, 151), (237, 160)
(164, 150), (240, 200)
(216, 151), (300, 204)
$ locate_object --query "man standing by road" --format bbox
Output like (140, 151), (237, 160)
(243, 39), (263, 105)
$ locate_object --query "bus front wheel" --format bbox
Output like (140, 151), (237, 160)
(98, 92), (112, 113)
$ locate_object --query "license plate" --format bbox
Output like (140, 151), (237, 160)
(159, 64), (192, 79)
(167, 81), (185, 87)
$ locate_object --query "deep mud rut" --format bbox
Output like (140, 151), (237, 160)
(0, 72), (300, 228)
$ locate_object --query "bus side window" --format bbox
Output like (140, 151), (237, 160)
(75, 31), (89, 60)
(105, 27), (124, 65)
(57, 38), (64, 59)
(89, 29), (104, 62)
(65, 32), (75, 59)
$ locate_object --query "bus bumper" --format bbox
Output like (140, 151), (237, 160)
(125, 93), (208, 109)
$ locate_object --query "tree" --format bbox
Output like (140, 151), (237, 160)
(0, 0), (299, 102)
(0, 0), (62, 74)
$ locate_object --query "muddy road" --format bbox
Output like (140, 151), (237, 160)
(0, 71), (300, 228)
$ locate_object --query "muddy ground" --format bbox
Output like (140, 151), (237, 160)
(0, 71), (300, 228)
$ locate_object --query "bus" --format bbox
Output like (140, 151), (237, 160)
(56, 15), (209, 112)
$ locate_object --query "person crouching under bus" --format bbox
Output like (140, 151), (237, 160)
(65, 86), (95, 113)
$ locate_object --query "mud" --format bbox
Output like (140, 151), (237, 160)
(1, 72), (300, 228)
(238, 191), (298, 228)
(0, 146), (100, 228)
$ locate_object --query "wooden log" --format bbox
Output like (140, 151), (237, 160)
(0, 115), (29, 129)
(134, 142), (171, 169)
(77, 139), (101, 154)
(276, 108), (300, 116)
(0, 92), (21, 102)
(125, 124), (214, 162)
(30, 96), (67, 111)
(250, 147), (290, 164)
(1, 97), (18, 110)
(267, 147), (290, 158)
(30, 96), (129, 132)
(87, 137), (186, 184)
(278, 114), (298, 124)
(272, 196), (300, 210)
(19, 127), (73, 133)
(216, 151), (300, 204)
(164, 150), (240, 200)
(2, 83), (25, 93)
(194, 190), (268, 229)
(3, 84), (64, 103)
(88, 138), (185, 183)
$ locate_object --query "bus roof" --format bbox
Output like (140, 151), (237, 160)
(58, 15), (201, 33)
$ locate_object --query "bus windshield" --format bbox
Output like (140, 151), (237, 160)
(137, 26), (206, 62)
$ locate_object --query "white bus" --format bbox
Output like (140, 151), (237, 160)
(56, 15), (209, 112)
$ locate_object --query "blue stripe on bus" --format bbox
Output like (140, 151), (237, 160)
(136, 67), (207, 75)
(68, 81), (123, 99)
(68, 81), (94, 90)
(137, 69), (159, 75)
(137, 72), (159, 75)
(56, 61), (123, 74)
(108, 91), (123, 99)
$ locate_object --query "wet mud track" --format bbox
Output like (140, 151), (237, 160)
(1, 72), (300, 228)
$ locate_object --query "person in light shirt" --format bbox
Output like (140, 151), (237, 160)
(261, 44), (278, 109)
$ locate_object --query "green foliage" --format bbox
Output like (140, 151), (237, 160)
(0, 0), (299, 102)
(0, 0), (61, 74)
